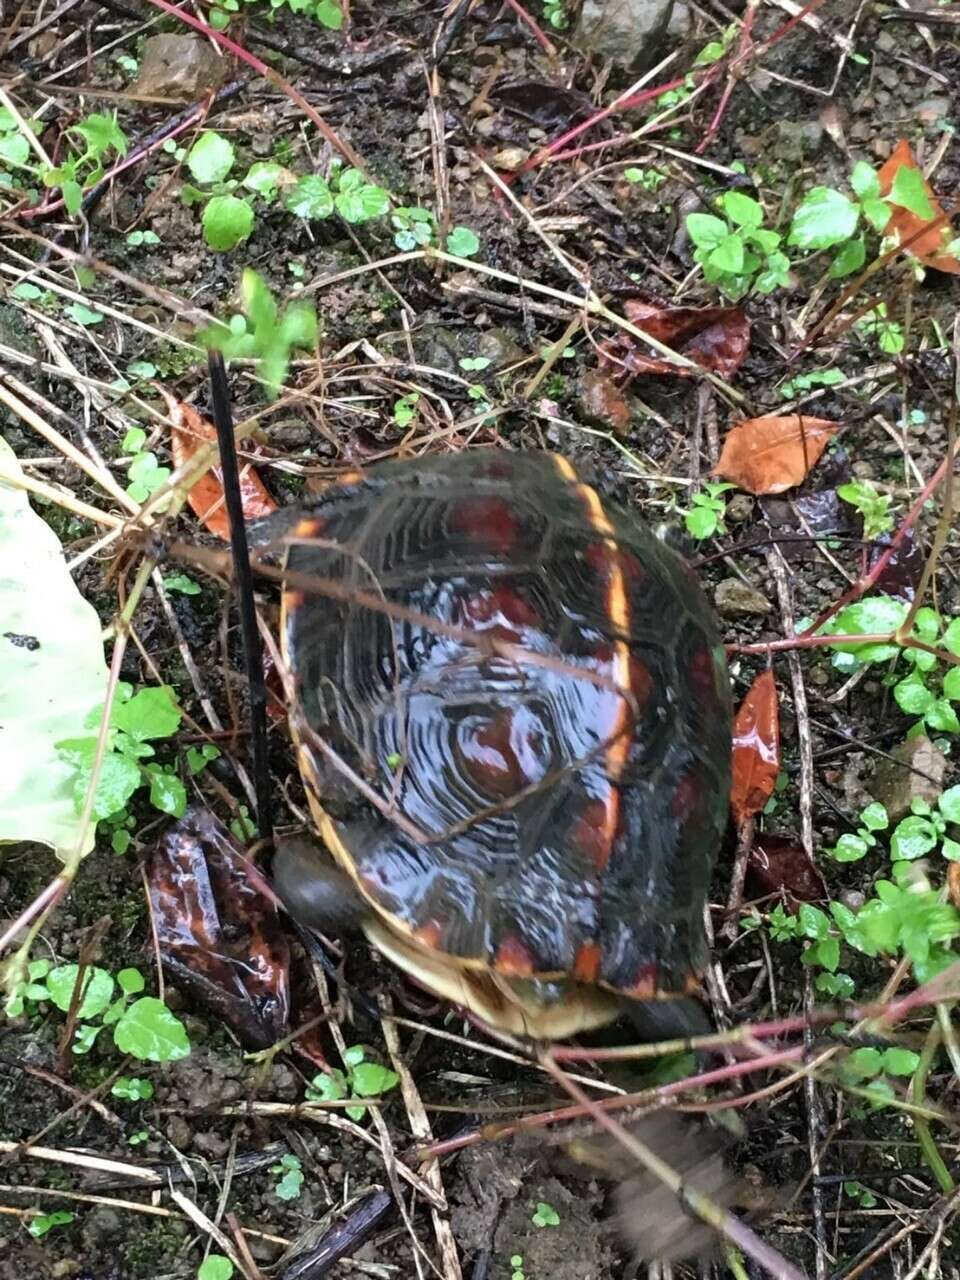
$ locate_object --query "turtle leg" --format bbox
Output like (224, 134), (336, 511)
(622, 996), (713, 1049)
(272, 836), (367, 934)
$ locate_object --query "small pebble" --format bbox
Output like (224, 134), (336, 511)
(714, 578), (772, 617)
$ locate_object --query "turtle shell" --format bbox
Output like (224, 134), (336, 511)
(280, 450), (732, 1036)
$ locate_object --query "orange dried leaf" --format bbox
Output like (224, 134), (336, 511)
(877, 139), (960, 274)
(730, 670), (780, 827)
(171, 401), (276, 539)
(716, 415), (838, 495)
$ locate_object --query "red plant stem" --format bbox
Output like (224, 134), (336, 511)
(511, 70), (690, 179)
(0, 876), (68, 955)
(143, 0), (367, 172)
(796, 434), (960, 639)
(501, 0), (557, 57)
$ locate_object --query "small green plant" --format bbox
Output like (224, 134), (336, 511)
(286, 163), (389, 225)
(788, 159), (935, 278)
(686, 191), (791, 300)
(624, 166), (667, 192)
(819, 602), (960, 735)
(198, 1258), (235, 1280)
(28, 1210), (75, 1238)
(826, 800), (890, 863)
(56, 682), (186, 849)
(543, 0), (568, 28)
(532, 1201), (560, 1227)
(837, 479), (894, 541)
(510, 1255), (526, 1280)
(844, 1180), (878, 1209)
(121, 426), (170, 504)
(681, 481), (734, 540)
(6, 962), (190, 1061)
(855, 303), (904, 355)
(41, 111), (128, 215)
(391, 205), (435, 250)
(201, 270), (317, 400)
(111, 1075), (155, 1101)
(163, 573), (202, 596)
(271, 1153), (304, 1200)
(305, 1044), (400, 1121)
(393, 393), (420, 428)
(779, 367), (844, 398)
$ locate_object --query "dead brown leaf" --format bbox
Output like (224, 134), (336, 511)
(171, 401), (277, 539)
(877, 139), (960, 275)
(716, 415), (839, 495)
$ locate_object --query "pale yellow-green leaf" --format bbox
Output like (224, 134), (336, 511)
(0, 440), (108, 858)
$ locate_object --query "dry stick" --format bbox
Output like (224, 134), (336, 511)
(538, 1056), (807, 1280)
(207, 351), (273, 842)
(380, 1003), (463, 1280)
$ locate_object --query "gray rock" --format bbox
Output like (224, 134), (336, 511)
(134, 35), (225, 102)
(714, 578), (772, 617)
(869, 736), (949, 822)
(573, 0), (675, 71)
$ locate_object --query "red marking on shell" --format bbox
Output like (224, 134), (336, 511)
(585, 541), (613, 582)
(573, 798), (615, 871)
(625, 964), (659, 998)
(573, 941), (602, 983)
(629, 655), (653, 713)
(671, 771), (701, 821)
(452, 498), (521, 556)
(584, 542), (645, 590)
(412, 920), (444, 951)
(460, 585), (540, 630)
(690, 646), (720, 704)
(495, 935), (535, 976)
(457, 708), (549, 799)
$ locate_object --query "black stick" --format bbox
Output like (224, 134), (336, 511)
(207, 350), (273, 844)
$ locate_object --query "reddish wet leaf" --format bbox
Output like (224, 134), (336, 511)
(730, 670), (781, 827)
(747, 833), (827, 907)
(148, 808), (290, 1049)
(579, 368), (632, 433)
(869, 530), (924, 601)
(877, 139), (960, 274)
(716, 415), (839, 495)
(171, 400), (277, 540)
(599, 299), (750, 380)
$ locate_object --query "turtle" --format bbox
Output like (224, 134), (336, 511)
(270, 449), (732, 1042)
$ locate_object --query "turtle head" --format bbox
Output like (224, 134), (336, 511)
(272, 836), (368, 935)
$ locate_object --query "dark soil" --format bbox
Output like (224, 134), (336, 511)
(2, 0), (960, 1277)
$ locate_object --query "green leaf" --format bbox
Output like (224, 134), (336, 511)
(925, 700), (960, 733)
(64, 302), (104, 326)
(111, 1075), (154, 1101)
(113, 685), (181, 740)
(186, 743), (220, 774)
(890, 815), (938, 860)
(163, 573), (201, 596)
(720, 191), (763, 228)
(939, 785), (960, 823)
(334, 171), (390, 223)
(832, 833), (869, 862)
(198, 1257), (235, 1280)
(148, 770), (186, 817)
(61, 179), (84, 216)
(686, 213), (727, 249)
(315, 0), (344, 27)
(118, 967), (145, 995)
(113, 997), (191, 1062)
(273, 1154), (304, 1200)
(286, 174), (334, 219)
(684, 505), (718, 540)
(202, 195), (254, 251)
(942, 666), (960, 702)
(798, 903), (830, 940)
(848, 1046), (883, 1078)
(860, 802), (889, 832)
(882, 1047), (920, 1076)
(46, 964), (115, 1018)
(187, 131), (235, 184)
(943, 618), (960, 656)
(532, 1202), (560, 1227)
(446, 226), (480, 257)
(894, 671), (935, 716)
(28, 1210), (75, 1238)
(122, 426), (146, 453)
(850, 161), (880, 200)
(0, 441), (110, 857)
(0, 132), (30, 166)
(56, 741), (141, 820)
(889, 165), (934, 220)
(708, 233), (744, 273)
(830, 235), (866, 278)
(343, 1044), (365, 1067)
(813, 935), (840, 972)
(72, 111), (127, 159)
(306, 1069), (348, 1102)
(350, 1061), (400, 1097)
(242, 161), (284, 199)
(788, 187), (859, 250)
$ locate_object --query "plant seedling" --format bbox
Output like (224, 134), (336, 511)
(198, 1258), (235, 1280)
(306, 1044), (400, 1121)
(686, 191), (791, 300)
(201, 270), (317, 400)
(271, 1153), (304, 1200)
(681, 481), (734, 540)
(532, 1201), (560, 1227)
